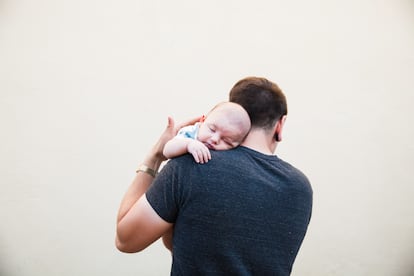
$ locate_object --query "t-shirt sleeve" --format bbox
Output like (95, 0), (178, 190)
(176, 124), (199, 139)
(145, 160), (180, 223)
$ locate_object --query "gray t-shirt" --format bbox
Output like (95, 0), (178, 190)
(146, 146), (313, 276)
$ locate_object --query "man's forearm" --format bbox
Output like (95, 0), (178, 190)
(115, 116), (201, 252)
(116, 149), (164, 223)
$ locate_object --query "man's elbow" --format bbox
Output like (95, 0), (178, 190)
(115, 235), (145, 253)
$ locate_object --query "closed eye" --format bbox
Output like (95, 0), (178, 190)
(207, 124), (216, 132)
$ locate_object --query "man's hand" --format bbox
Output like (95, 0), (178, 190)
(187, 140), (211, 164)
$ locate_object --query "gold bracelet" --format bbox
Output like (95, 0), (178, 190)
(136, 164), (157, 177)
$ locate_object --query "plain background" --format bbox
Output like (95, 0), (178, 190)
(1, 0), (413, 275)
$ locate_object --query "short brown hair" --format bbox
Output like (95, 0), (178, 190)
(229, 77), (287, 129)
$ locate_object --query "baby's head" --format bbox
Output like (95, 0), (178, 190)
(197, 102), (251, 150)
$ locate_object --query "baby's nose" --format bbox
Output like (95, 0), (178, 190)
(211, 133), (220, 144)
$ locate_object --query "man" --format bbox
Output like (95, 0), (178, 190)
(116, 76), (313, 275)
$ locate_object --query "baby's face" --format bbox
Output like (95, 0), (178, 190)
(197, 107), (249, 151)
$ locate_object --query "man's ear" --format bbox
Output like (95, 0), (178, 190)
(274, 115), (287, 142)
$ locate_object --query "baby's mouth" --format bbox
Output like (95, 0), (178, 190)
(205, 143), (215, 150)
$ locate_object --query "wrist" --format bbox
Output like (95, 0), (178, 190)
(136, 164), (158, 177)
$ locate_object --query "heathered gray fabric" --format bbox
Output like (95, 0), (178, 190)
(146, 146), (312, 276)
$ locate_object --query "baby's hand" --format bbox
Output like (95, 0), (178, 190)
(187, 140), (211, 164)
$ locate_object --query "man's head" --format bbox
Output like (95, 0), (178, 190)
(197, 102), (251, 150)
(229, 76), (287, 142)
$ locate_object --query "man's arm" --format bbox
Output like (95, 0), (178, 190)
(115, 116), (200, 253)
(162, 227), (174, 252)
(116, 193), (172, 252)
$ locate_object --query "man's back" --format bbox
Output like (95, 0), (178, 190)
(146, 146), (312, 275)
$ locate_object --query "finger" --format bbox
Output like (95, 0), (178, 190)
(203, 150), (211, 163)
(202, 156), (208, 163)
(197, 151), (205, 164)
(192, 152), (200, 163)
(166, 116), (175, 129)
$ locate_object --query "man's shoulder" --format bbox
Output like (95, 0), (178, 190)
(208, 147), (247, 161)
(277, 158), (313, 194)
(165, 154), (195, 166)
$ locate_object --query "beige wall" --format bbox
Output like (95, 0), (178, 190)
(1, 0), (413, 275)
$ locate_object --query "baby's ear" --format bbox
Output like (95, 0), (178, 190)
(199, 115), (206, 122)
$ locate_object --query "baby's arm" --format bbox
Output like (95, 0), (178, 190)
(163, 137), (211, 163)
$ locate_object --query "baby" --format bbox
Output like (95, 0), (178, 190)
(163, 101), (251, 163)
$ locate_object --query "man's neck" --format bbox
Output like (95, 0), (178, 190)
(241, 129), (277, 155)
